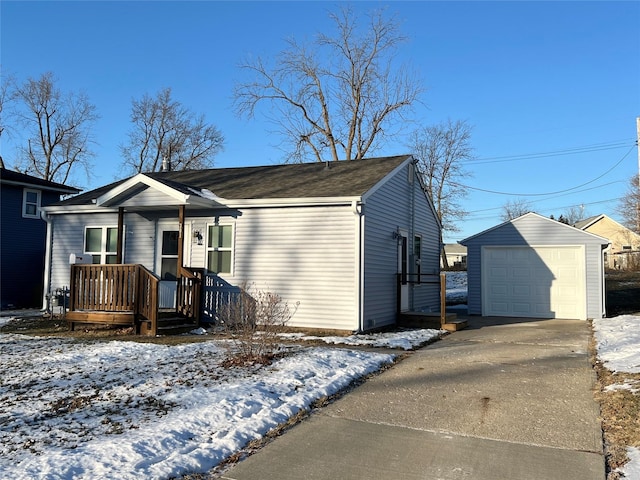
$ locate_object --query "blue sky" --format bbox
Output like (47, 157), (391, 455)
(2, 1), (639, 242)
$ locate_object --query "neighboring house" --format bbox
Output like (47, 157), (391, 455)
(0, 167), (80, 309)
(41, 156), (442, 333)
(441, 244), (467, 270)
(573, 214), (640, 270)
(460, 212), (609, 320)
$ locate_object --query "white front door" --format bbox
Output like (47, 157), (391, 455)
(398, 231), (409, 311)
(157, 224), (179, 309)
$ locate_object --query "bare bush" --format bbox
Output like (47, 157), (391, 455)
(217, 283), (298, 365)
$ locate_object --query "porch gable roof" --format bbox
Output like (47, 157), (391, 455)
(94, 173), (224, 208)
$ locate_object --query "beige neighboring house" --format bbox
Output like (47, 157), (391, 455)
(442, 243), (467, 269)
(574, 214), (640, 270)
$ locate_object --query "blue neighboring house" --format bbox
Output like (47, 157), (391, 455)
(0, 166), (80, 309)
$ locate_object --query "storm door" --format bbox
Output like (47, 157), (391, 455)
(157, 225), (179, 309)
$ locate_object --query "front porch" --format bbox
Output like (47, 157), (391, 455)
(66, 264), (203, 336)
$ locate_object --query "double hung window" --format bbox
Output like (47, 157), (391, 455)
(23, 189), (41, 218)
(84, 227), (119, 264)
(207, 224), (233, 274)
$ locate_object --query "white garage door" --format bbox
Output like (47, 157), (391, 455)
(482, 246), (586, 319)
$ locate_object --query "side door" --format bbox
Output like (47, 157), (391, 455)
(398, 230), (409, 311)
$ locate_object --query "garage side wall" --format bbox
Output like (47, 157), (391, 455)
(462, 214), (606, 319)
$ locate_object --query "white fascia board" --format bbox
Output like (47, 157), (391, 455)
(95, 174), (190, 206)
(223, 196), (362, 208)
(41, 205), (121, 214)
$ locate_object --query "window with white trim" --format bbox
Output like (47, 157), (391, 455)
(23, 189), (41, 218)
(206, 224), (233, 274)
(84, 226), (119, 264)
(414, 234), (422, 281)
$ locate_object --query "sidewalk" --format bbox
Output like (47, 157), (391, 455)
(221, 316), (604, 480)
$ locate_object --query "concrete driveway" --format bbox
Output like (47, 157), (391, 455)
(221, 316), (604, 480)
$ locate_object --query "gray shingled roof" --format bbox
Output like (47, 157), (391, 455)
(573, 215), (603, 230)
(58, 156), (411, 206)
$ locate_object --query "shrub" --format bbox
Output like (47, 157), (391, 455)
(217, 282), (298, 365)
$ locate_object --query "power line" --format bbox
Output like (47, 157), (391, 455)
(465, 180), (627, 214)
(451, 145), (635, 196)
(469, 140), (633, 165)
(464, 197), (623, 222)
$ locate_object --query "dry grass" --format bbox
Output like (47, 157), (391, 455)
(591, 350), (640, 479)
(593, 270), (640, 479)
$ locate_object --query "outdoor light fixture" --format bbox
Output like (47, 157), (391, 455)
(193, 230), (203, 245)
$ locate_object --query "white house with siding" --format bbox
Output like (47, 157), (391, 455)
(460, 212), (609, 320)
(41, 155), (442, 332)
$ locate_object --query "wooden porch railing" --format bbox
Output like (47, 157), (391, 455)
(68, 264), (203, 335)
(68, 264), (160, 335)
(69, 264), (139, 312)
(137, 265), (159, 335)
(177, 267), (204, 323)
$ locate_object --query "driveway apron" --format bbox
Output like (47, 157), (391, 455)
(221, 317), (604, 480)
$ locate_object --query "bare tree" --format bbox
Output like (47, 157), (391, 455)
(619, 174), (640, 234)
(11, 72), (98, 184)
(501, 198), (533, 222)
(0, 73), (10, 168)
(234, 6), (423, 163)
(408, 119), (473, 268)
(561, 205), (587, 226)
(120, 88), (224, 173)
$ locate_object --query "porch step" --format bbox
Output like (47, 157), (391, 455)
(155, 315), (199, 335)
(397, 311), (467, 331)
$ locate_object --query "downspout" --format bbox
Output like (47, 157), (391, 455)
(352, 200), (364, 333)
(41, 210), (53, 311)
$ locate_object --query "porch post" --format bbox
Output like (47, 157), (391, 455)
(116, 207), (124, 263)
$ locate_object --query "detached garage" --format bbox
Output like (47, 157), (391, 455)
(460, 213), (609, 320)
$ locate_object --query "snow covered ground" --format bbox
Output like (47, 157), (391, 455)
(2, 272), (638, 479)
(593, 314), (640, 478)
(444, 271), (468, 304)
(0, 326), (441, 480)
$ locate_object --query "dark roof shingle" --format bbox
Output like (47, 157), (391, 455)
(58, 156), (411, 206)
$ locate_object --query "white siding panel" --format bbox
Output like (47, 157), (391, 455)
(49, 213), (118, 292)
(222, 206), (358, 331)
(119, 188), (181, 208)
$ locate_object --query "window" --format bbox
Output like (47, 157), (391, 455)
(23, 189), (41, 218)
(414, 235), (422, 281)
(207, 224), (233, 274)
(84, 227), (119, 264)
(622, 245), (632, 251)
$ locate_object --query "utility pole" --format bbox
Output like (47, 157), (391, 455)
(637, 117), (640, 232)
